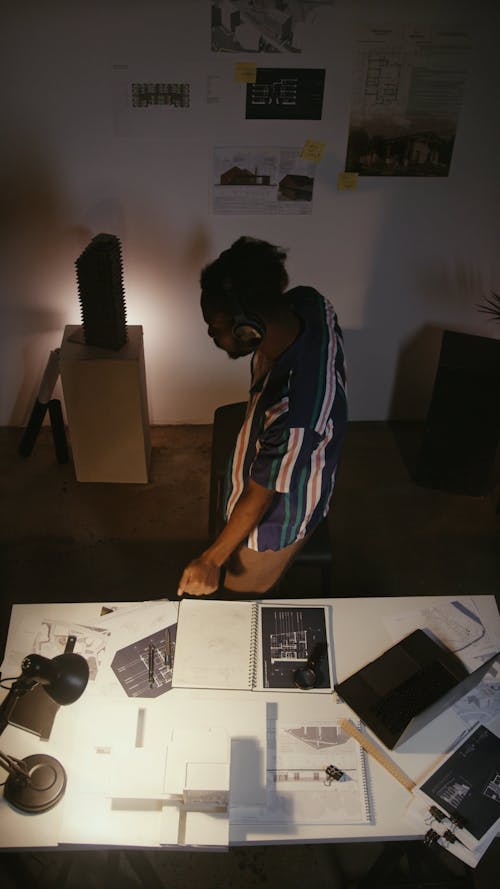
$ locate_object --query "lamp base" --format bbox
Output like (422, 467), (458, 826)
(4, 754), (66, 813)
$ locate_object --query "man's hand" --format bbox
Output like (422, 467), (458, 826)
(177, 480), (274, 598)
(176, 555), (220, 597)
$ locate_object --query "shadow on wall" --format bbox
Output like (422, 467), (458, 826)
(0, 132), (214, 426)
(0, 136), (92, 425)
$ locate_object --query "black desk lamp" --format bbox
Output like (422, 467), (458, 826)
(0, 652), (89, 813)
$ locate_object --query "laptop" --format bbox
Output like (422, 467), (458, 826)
(334, 628), (497, 749)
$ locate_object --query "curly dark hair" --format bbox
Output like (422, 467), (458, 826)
(200, 236), (289, 317)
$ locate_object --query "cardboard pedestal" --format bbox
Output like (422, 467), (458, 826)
(60, 325), (151, 483)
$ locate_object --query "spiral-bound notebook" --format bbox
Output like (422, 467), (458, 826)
(172, 600), (333, 692)
(231, 716), (372, 826)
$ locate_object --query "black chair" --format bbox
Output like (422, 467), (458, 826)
(209, 402), (333, 595)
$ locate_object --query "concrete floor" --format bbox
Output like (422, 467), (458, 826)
(0, 421), (499, 887)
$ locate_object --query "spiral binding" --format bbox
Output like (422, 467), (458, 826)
(248, 603), (259, 689)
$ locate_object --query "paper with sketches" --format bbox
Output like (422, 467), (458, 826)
(0, 616), (109, 682)
(231, 718), (371, 825)
(110, 624), (177, 699)
(93, 600), (179, 698)
(60, 696), (265, 848)
(404, 722), (500, 868)
(452, 659), (500, 727)
(245, 68), (325, 120)
(384, 598), (500, 672)
(112, 65), (195, 137)
(345, 24), (471, 177)
(211, 0), (335, 54)
(213, 146), (314, 214)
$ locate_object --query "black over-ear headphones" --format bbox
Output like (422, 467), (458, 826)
(223, 276), (266, 346)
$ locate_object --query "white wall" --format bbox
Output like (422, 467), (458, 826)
(1, 0), (499, 425)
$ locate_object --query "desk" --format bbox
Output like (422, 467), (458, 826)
(0, 596), (499, 851)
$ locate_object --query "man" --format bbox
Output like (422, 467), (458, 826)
(177, 236), (347, 597)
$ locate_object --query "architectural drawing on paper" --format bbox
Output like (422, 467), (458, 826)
(220, 166), (272, 186)
(363, 51), (403, 108)
(483, 773), (500, 803)
(131, 82), (190, 108)
(248, 77), (298, 107)
(33, 620), (109, 681)
(111, 624), (177, 699)
(285, 724), (348, 750)
(260, 606), (330, 688)
(278, 173), (313, 201)
(269, 609), (308, 663)
(213, 146), (314, 215)
(211, 1), (334, 54)
(438, 778), (471, 810)
(345, 25), (471, 177)
(246, 68), (325, 120)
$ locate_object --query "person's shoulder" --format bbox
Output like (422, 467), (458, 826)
(286, 285), (323, 301)
(287, 286), (331, 316)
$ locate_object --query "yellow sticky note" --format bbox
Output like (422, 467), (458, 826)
(234, 63), (257, 83)
(300, 140), (326, 162)
(337, 172), (359, 191)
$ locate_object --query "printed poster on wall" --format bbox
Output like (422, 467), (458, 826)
(345, 25), (471, 177)
(211, 0), (334, 53)
(212, 146), (315, 214)
(245, 68), (325, 120)
(111, 64), (195, 137)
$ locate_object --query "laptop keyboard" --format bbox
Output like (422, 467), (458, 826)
(372, 661), (457, 735)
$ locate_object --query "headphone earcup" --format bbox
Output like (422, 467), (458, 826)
(232, 313), (265, 344)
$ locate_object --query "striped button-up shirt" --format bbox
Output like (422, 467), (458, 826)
(224, 287), (348, 551)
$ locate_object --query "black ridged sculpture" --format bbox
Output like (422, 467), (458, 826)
(76, 233), (127, 349)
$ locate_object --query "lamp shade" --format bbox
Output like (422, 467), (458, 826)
(21, 653), (89, 704)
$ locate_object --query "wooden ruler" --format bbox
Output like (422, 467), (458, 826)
(340, 718), (416, 793)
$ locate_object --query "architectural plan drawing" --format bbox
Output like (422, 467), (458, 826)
(111, 65), (195, 138)
(111, 624), (177, 698)
(453, 659), (500, 727)
(260, 605), (331, 689)
(131, 82), (190, 108)
(171, 600), (332, 693)
(384, 598), (500, 672)
(345, 25), (471, 176)
(231, 718), (371, 825)
(246, 68), (325, 120)
(213, 146), (314, 214)
(0, 616), (109, 682)
(418, 724), (500, 844)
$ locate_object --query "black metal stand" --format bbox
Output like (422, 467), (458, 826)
(18, 398), (68, 463)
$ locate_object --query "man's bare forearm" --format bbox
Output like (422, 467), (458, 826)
(203, 478), (274, 567)
(176, 479), (274, 596)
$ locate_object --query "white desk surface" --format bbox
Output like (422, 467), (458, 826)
(1, 595), (499, 850)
